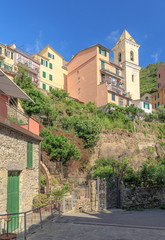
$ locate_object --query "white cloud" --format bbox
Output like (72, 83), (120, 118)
(35, 31), (42, 52)
(106, 30), (120, 44)
(151, 50), (161, 63)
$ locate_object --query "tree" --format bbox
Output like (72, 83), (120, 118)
(157, 106), (165, 123)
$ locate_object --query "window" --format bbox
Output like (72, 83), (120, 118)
(49, 86), (52, 91)
(49, 74), (52, 80)
(0, 62), (1, 67)
(49, 63), (53, 69)
(41, 59), (48, 67)
(48, 52), (54, 59)
(0, 47), (2, 54)
(104, 50), (107, 57)
(101, 74), (105, 82)
(99, 47), (107, 56)
(5, 49), (12, 58)
(42, 83), (46, 90)
(101, 61), (105, 69)
(4, 64), (12, 71)
(29, 60), (32, 68)
(145, 96), (148, 101)
(155, 103), (157, 108)
(43, 71), (46, 78)
(158, 83), (161, 88)
(11, 52), (13, 60)
(116, 68), (119, 76)
(148, 104), (150, 110)
(78, 88), (80, 94)
(27, 142), (33, 168)
(78, 77), (80, 82)
(127, 99), (129, 106)
(17, 54), (22, 63)
(118, 53), (121, 62)
(130, 51), (134, 61)
(158, 102), (160, 107)
(157, 93), (159, 98)
(112, 93), (115, 101)
(132, 74), (134, 82)
(119, 97), (123, 107)
(99, 47), (101, 54)
(143, 102), (146, 108)
(159, 74), (160, 78)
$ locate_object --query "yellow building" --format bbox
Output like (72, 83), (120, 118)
(112, 30), (141, 100)
(0, 43), (15, 80)
(33, 45), (67, 91)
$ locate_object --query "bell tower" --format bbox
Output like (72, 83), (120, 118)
(112, 30), (141, 100)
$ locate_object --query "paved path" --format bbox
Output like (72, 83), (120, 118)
(28, 209), (165, 240)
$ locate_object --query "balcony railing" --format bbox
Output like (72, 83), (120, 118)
(101, 67), (124, 80)
(101, 76), (123, 87)
(107, 84), (131, 98)
(0, 95), (39, 135)
(17, 60), (39, 75)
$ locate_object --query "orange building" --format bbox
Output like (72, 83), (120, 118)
(67, 44), (131, 107)
(152, 64), (165, 109)
(152, 87), (165, 109)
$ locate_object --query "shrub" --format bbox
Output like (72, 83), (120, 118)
(32, 194), (49, 209)
(40, 172), (47, 188)
(40, 129), (81, 163)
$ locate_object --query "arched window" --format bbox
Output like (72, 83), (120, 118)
(130, 51), (134, 61)
(118, 53), (121, 62)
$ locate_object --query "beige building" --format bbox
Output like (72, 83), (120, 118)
(33, 45), (67, 91)
(0, 43), (15, 80)
(112, 30), (141, 100)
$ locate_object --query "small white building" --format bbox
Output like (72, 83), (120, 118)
(132, 99), (152, 114)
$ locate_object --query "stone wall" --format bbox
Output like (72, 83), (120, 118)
(121, 186), (165, 208)
(0, 123), (40, 214)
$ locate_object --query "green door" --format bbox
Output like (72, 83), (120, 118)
(7, 171), (19, 232)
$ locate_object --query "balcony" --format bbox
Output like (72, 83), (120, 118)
(0, 95), (39, 136)
(107, 84), (131, 98)
(0, 50), (5, 60)
(100, 67), (123, 81)
(18, 60), (39, 75)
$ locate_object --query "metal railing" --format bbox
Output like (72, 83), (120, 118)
(0, 202), (60, 240)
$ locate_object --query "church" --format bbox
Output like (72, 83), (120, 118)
(66, 30), (141, 107)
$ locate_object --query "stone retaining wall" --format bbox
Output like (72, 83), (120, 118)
(121, 186), (165, 208)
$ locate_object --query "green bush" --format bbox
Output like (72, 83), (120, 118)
(40, 129), (81, 163)
(40, 172), (47, 188)
(32, 194), (49, 209)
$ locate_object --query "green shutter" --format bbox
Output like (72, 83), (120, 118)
(7, 172), (19, 232)
(48, 52), (50, 57)
(49, 63), (52, 69)
(99, 47), (101, 54)
(27, 142), (33, 168)
(43, 83), (46, 90)
(104, 50), (107, 57)
(53, 55), (54, 59)
(41, 59), (43, 65)
(43, 71), (46, 78)
(0, 62), (1, 67)
(101, 61), (105, 69)
(144, 102), (146, 108)
(49, 74), (52, 80)
(158, 93), (159, 98)
(11, 52), (13, 59)
(148, 104), (150, 109)
(49, 86), (52, 91)
(46, 61), (48, 67)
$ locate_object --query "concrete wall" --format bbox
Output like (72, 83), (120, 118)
(0, 124), (40, 214)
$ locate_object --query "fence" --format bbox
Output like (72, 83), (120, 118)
(0, 202), (60, 240)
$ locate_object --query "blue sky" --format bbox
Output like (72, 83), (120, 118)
(1, 0), (164, 68)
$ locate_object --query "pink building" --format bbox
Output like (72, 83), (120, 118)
(67, 44), (131, 107)
(10, 44), (40, 87)
(157, 64), (165, 90)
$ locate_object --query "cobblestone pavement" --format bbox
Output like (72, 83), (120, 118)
(28, 209), (165, 240)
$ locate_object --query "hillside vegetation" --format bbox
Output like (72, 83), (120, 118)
(14, 67), (165, 173)
(140, 62), (164, 96)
